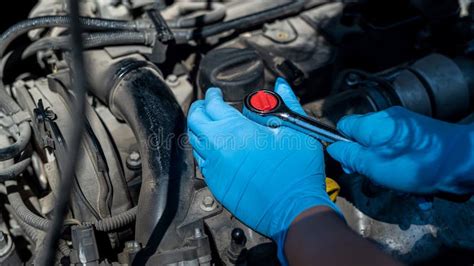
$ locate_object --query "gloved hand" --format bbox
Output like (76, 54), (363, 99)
(187, 78), (343, 263)
(328, 106), (474, 195)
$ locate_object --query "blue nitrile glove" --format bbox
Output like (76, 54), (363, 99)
(187, 78), (343, 263)
(327, 106), (474, 195)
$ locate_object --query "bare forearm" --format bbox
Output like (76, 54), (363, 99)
(285, 206), (401, 266)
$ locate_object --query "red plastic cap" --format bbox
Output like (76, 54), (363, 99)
(249, 91), (278, 112)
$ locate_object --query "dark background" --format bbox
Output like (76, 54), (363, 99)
(0, 0), (41, 84)
(0, 0), (36, 32)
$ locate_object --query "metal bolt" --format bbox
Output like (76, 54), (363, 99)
(130, 152), (140, 161)
(194, 228), (203, 238)
(200, 196), (216, 212)
(345, 73), (360, 86)
(125, 240), (141, 250)
(203, 196), (214, 207)
(126, 151), (141, 170)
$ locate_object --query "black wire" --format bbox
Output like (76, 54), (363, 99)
(37, 0), (88, 264)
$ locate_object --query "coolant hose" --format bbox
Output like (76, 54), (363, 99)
(22, 31), (156, 59)
(0, 16), (153, 69)
(0, 158), (31, 179)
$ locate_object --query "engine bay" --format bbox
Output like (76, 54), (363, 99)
(0, 0), (473, 265)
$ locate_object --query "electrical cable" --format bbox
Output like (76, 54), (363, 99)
(5, 205), (44, 243)
(7, 184), (138, 232)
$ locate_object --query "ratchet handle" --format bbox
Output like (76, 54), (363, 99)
(243, 90), (351, 143)
(277, 111), (351, 143)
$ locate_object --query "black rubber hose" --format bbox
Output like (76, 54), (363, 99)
(167, 2), (226, 28)
(0, 16), (152, 60)
(94, 62), (193, 261)
(0, 122), (32, 161)
(0, 158), (31, 179)
(22, 31), (156, 59)
(108, 67), (175, 245)
(174, 0), (306, 42)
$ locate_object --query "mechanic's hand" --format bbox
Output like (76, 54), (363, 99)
(187, 78), (343, 262)
(328, 106), (474, 195)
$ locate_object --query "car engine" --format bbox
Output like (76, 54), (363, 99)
(0, 0), (473, 265)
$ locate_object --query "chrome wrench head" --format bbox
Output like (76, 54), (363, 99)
(242, 90), (351, 143)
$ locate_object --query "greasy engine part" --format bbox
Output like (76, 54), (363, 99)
(0, 0), (474, 265)
(12, 77), (134, 229)
(197, 2), (340, 103)
(197, 0), (465, 105)
(87, 53), (195, 263)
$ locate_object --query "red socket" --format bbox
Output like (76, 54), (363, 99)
(249, 91), (278, 112)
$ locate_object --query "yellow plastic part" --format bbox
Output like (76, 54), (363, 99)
(325, 177), (340, 202)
